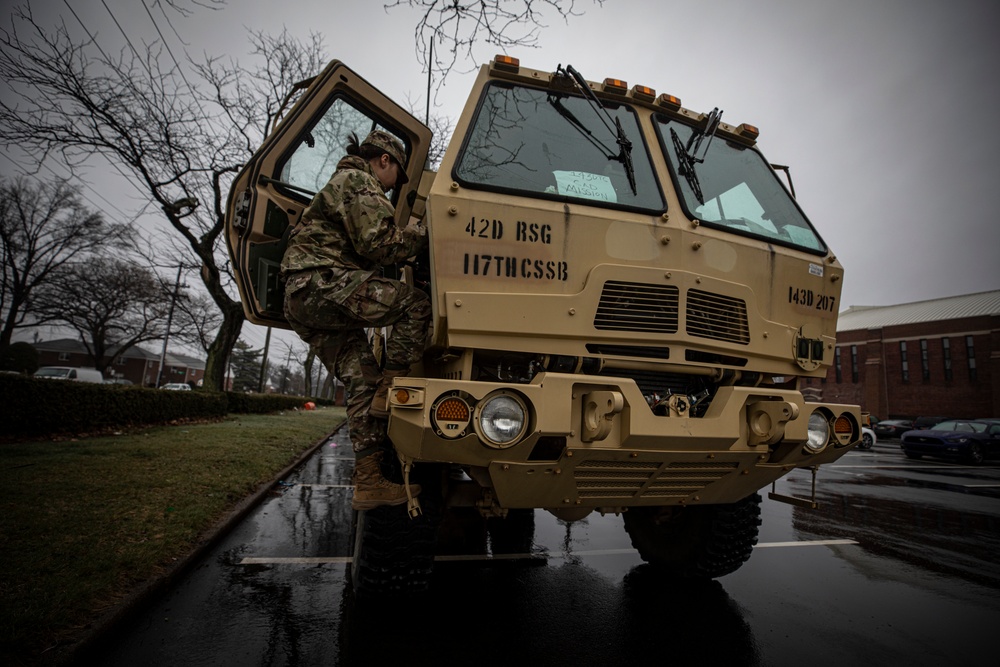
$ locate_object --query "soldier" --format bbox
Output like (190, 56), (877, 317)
(281, 129), (430, 509)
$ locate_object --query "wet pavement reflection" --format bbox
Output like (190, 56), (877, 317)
(87, 432), (999, 667)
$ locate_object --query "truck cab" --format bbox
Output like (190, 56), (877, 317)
(226, 55), (861, 593)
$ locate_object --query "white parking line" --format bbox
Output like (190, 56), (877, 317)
(237, 539), (858, 566)
(753, 539), (858, 548)
(828, 464), (996, 470)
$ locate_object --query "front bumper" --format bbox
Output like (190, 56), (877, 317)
(387, 372), (860, 509)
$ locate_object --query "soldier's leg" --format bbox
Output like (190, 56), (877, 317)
(343, 277), (431, 370)
(286, 272), (420, 507)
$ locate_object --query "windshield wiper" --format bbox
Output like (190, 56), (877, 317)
(556, 64), (637, 195)
(671, 107), (723, 205)
(547, 94), (618, 159)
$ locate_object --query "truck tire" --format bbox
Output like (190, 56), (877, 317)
(623, 493), (762, 579)
(351, 475), (441, 599)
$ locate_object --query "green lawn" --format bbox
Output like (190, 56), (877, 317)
(0, 407), (345, 665)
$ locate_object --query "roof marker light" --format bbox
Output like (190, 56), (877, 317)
(657, 93), (682, 111)
(494, 55), (520, 72)
(737, 123), (760, 140)
(602, 78), (628, 94)
(631, 84), (656, 102)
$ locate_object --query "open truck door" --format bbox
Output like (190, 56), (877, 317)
(225, 60), (432, 328)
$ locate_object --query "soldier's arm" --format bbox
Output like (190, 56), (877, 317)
(342, 181), (427, 265)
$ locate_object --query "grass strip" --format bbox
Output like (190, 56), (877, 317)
(0, 407), (346, 664)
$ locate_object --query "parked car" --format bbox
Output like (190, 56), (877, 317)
(160, 382), (191, 391)
(33, 366), (104, 383)
(873, 419), (914, 439)
(900, 419), (1000, 464)
(858, 426), (877, 450)
(912, 416), (951, 430)
(104, 378), (134, 386)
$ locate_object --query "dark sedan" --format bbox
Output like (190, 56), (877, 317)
(873, 419), (914, 439)
(900, 420), (1000, 465)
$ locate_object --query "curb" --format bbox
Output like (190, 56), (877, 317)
(58, 419), (347, 666)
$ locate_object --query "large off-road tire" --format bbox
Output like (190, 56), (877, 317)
(623, 493), (762, 579)
(351, 503), (438, 598)
(350, 461), (442, 599)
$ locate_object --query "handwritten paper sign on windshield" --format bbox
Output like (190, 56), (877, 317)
(553, 171), (617, 203)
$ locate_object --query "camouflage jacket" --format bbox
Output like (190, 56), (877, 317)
(280, 155), (426, 302)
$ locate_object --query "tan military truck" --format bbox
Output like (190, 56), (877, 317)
(226, 55), (861, 596)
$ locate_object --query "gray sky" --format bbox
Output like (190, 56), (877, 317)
(5, 0), (1000, 354)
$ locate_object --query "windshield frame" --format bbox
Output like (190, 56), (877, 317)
(655, 114), (828, 256)
(452, 80), (666, 215)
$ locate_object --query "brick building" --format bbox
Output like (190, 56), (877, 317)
(31, 338), (206, 388)
(800, 290), (1000, 420)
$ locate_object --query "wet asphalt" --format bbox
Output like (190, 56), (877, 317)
(83, 427), (1000, 667)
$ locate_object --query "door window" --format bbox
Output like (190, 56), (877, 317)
(278, 96), (409, 198)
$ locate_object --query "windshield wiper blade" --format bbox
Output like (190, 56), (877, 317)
(615, 117), (636, 195)
(558, 64), (637, 195)
(670, 108), (724, 205)
(670, 128), (704, 204)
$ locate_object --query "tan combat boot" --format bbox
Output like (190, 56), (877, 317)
(352, 451), (421, 510)
(369, 368), (409, 419)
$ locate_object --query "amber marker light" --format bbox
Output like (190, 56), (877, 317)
(393, 388), (412, 405)
(657, 93), (682, 111)
(436, 396), (470, 422)
(493, 54), (520, 72)
(602, 77), (628, 94)
(432, 395), (473, 439)
(834, 415), (853, 435)
(736, 122), (760, 141)
(631, 84), (656, 102)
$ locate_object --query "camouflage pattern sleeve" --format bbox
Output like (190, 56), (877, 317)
(339, 170), (427, 266)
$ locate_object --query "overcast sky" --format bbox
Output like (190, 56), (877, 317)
(5, 0), (1000, 354)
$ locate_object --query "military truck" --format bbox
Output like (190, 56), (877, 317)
(225, 55), (861, 595)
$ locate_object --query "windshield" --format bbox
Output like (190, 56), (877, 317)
(657, 117), (825, 254)
(455, 82), (664, 212)
(934, 421), (985, 433)
(35, 367), (70, 378)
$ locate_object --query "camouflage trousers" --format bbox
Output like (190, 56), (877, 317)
(284, 269), (431, 454)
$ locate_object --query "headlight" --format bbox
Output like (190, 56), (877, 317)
(806, 412), (830, 452)
(476, 392), (528, 448)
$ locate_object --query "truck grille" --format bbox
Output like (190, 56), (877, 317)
(594, 281), (679, 333)
(686, 289), (750, 344)
(573, 460), (739, 500)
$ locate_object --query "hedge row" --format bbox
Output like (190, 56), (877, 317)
(0, 374), (333, 439)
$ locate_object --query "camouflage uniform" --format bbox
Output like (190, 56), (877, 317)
(282, 143), (429, 454)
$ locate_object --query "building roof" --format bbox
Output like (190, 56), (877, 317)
(838, 290), (1000, 332)
(30, 337), (204, 366)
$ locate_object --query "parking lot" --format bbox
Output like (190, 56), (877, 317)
(89, 429), (1000, 667)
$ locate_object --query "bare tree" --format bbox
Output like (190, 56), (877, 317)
(0, 177), (130, 347)
(171, 289), (223, 353)
(32, 256), (171, 374)
(386, 0), (606, 93)
(0, 8), (326, 390)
